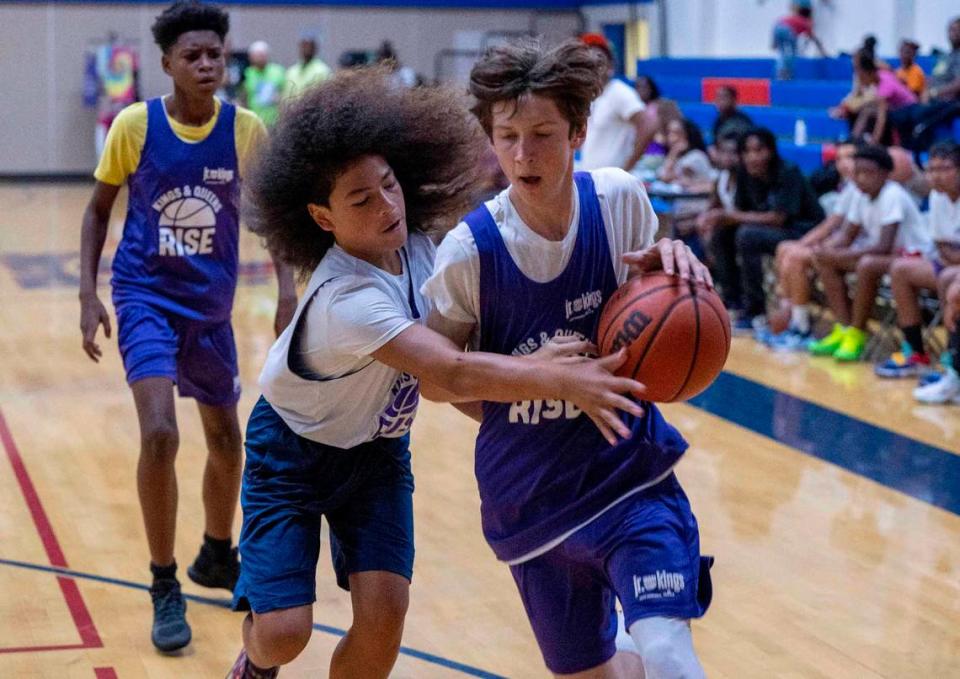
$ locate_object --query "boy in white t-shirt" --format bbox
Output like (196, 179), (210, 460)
(810, 144), (933, 361)
(764, 140), (863, 350)
(226, 68), (647, 679)
(877, 141), (960, 378)
(579, 33), (647, 172)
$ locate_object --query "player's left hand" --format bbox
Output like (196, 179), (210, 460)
(274, 294), (298, 337)
(623, 238), (713, 289)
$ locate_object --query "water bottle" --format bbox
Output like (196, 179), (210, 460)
(794, 119), (808, 146)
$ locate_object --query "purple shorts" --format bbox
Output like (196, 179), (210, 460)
(116, 302), (240, 406)
(508, 475), (712, 675)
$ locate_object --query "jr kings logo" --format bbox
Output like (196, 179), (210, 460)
(152, 185), (223, 256)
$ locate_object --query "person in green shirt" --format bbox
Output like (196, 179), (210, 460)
(283, 32), (332, 99)
(242, 40), (285, 127)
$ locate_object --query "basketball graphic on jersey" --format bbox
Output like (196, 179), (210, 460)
(378, 372), (420, 437)
(159, 196), (217, 229)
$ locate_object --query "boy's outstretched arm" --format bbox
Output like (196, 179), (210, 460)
(79, 181), (120, 362)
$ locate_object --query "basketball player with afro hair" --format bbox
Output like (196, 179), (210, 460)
(78, 0), (296, 653)
(421, 38), (714, 677)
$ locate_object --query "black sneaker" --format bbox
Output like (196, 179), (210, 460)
(150, 578), (191, 652)
(188, 542), (240, 591)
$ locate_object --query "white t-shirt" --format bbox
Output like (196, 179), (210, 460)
(421, 168), (658, 347)
(580, 79), (645, 171)
(717, 169), (736, 211)
(259, 232), (436, 449)
(846, 180), (932, 254)
(832, 181), (863, 217)
(929, 190), (960, 245)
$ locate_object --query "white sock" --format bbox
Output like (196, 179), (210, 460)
(629, 617), (706, 679)
(790, 305), (810, 334)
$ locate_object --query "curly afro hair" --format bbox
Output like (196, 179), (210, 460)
(245, 67), (488, 278)
(151, 1), (229, 53)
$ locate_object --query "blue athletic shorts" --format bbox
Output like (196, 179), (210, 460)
(115, 302), (240, 407)
(508, 474), (713, 675)
(233, 396), (415, 614)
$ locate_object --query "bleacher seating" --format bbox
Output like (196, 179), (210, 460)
(635, 54), (959, 174)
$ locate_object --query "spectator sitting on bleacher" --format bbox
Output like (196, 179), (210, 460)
(876, 141), (960, 378)
(913, 266), (960, 404)
(712, 86), (753, 148)
(707, 127), (825, 332)
(850, 50), (917, 144)
(809, 145), (933, 361)
(764, 141), (862, 349)
(633, 75), (680, 161)
(890, 16), (960, 153)
(771, 0), (828, 80)
(579, 33), (647, 171)
(658, 118), (714, 188)
(698, 132), (741, 238)
(897, 40), (926, 97)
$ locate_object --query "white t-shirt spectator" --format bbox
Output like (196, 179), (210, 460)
(259, 232), (435, 449)
(422, 168), (657, 348)
(929, 189), (960, 245)
(581, 79), (645, 171)
(717, 169), (737, 210)
(846, 180), (931, 254)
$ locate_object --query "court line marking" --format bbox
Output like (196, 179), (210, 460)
(687, 371), (960, 516)
(0, 408), (103, 654)
(0, 557), (505, 678)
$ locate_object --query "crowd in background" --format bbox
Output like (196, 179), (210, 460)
(579, 17), (960, 406)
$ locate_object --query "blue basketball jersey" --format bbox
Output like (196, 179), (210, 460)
(466, 172), (689, 564)
(111, 97), (240, 322)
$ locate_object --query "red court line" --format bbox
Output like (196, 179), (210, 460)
(0, 408), (103, 652)
(94, 667), (118, 679)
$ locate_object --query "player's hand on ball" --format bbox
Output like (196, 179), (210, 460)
(80, 293), (112, 363)
(531, 335), (597, 364)
(623, 238), (714, 289)
(565, 349), (646, 446)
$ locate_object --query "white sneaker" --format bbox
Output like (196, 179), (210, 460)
(913, 369), (960, 404)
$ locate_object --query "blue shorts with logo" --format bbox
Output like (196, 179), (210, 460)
(233, 396), (415, 614)
(508, 474), (713, 675)
(115, 302), (240, 407)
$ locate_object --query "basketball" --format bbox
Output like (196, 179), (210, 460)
(159, 196), (217, 228)
(597, 273), (730, 402)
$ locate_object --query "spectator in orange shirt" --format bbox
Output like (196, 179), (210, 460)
(897, 40), (926, 97)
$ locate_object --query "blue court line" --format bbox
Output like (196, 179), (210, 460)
(0, 557), (504, 679)
(687, 371), (960, 516)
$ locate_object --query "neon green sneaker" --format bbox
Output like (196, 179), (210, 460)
(809, 323), (848, 356)
(834, 326), (868, 362)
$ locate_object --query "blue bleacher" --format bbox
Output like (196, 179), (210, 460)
(680, 102), (847, 142)
(638, 55), (939, 81)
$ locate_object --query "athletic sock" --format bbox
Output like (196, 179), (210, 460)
(790, 305), (810, 334)
(204, 533), (233, 560)
(901, 324), (924, 355)
(150, 561), (177, 582)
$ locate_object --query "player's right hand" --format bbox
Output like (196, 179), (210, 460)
(564, 349), (646, 446)
(80, 294), (112, 363)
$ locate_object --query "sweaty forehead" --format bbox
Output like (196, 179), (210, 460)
(491, 94), (565, 127)
(172, 30), (223, 51)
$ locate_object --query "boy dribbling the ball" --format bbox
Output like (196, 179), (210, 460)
(422, 39), (714, 678)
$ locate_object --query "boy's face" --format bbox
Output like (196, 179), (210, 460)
(853, 158), (888, 196)
(162, 30), (225, 98)
(835, 144), (857, 180)
(927, 156), (960, 194)
(489, 94), (584, 208)
(715, 88), (735, 115)
(716, 140), (739, 170)
(899, 43), (916, 64)
(309, 154), (408, 258)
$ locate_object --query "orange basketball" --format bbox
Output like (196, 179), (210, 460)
(596, 273), (731, 402)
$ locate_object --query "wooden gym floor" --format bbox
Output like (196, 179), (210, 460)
(0, 183), (958, 678)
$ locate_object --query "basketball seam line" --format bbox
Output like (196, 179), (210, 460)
(670, 292), (701, 402)
(630, 293), (693, 383)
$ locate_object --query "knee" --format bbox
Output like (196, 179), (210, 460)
(140, 422), (178, 461)
(356, 588), (409, 638)
(206, 426), (242, 461)
(251, 610), (313, 666)
(856, 255), (887, 279)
